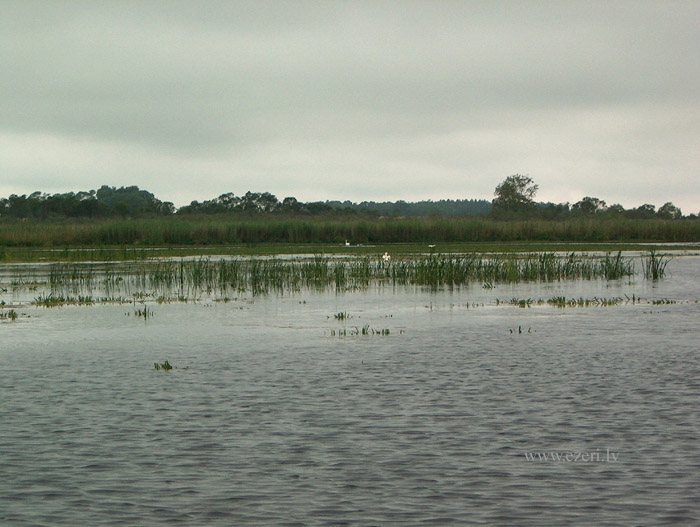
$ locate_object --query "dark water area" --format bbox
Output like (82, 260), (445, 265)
(1, 254), (699, 525)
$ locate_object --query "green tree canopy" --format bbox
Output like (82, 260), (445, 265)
(572, 196), (607, 214)
(492, 175), (538, 216)
(657, 202), (682, 219)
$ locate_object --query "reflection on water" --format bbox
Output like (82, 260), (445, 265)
(1, 254), (699, 525)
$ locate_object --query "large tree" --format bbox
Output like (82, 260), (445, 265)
(572, 196), (607, 215)
(492, 174), (538, 216)
(657, 202), (682, 219)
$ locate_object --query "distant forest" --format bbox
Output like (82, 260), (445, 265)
(0, 186), (491, 218)
(0, 184), (694, 220)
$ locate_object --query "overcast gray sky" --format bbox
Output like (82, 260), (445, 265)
(2, 1), (699, 212)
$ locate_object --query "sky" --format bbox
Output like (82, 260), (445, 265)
(2, 1), (699, 213)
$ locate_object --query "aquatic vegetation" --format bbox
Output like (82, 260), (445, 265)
(510, 326), (532, 334)
(133, 304), (153, 319)
(546, 296), (623, 307)
(8, 250), (653, 305)
(329, 325), (393, 337)
(650, 298), (677, 305)
(49, 263), (95, 289)
(600, 251), (635, 279)
(642, 250), (671, 280)
(509, 298), (533, 308)
(3, 215), (700, 250)
(154, 360), (172, 370)
(32, 293), (94, 307)
(0, 309), (18, 321)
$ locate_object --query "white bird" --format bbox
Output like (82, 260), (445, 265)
(382, 252), (391, 263)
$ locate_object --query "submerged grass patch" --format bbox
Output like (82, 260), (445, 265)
(502, 296), (625, 307)
(32, 293), (94, 307)
(133, 305), (153, 319)
(546, 296), (624, 307)
(329, 325), (396, 337)
(9, 251), (685, 315)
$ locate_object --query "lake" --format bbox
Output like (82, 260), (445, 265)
(1, 251), (699, 526)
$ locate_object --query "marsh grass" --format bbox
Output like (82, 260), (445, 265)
(11, 251), (691, 314)
(22, 251), (642, 301)
(642, 250), (671, 280)
(2, 216), (699, 248)
(600, 251), (635, 279)
(0, 308), (18, 320)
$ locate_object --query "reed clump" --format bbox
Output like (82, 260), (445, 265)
(0, 308), (19, 320)
(642, 250), (671, 280)
(600, 251), (635, 279)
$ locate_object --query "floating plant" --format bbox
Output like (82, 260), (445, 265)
(154, 360), (172, 371)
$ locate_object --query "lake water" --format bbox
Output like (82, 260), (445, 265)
(2, 252), (699, 526)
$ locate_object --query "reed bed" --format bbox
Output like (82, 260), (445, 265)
(30, 251), (641, 301)
(1, 216), (699, 249)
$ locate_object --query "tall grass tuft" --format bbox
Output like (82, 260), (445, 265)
(642, 249), (671, 280)
(600, 251), (635, 280)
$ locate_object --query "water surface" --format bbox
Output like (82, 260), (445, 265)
(1, 254), (699, 525)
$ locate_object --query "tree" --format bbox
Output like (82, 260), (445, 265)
(604, 204), (626, 216)
(657, 202), (682, 219)
(239, 191), (279, 213)
(281, 197), (302, 213)
(572, 196), (607, 215)
(492, 175), (538, 216)
(626, 204), (656, 219)
(95, 185), (167, 216)
(538, 202), (570, 219)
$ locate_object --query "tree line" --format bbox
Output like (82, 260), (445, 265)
(0, 186), (175, 219)
(0, 178), (693, 220)
(0, 187), (493, 219)
(491, 175), (687, 219)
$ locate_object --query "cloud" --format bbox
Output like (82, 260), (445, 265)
(1, 1), (699, 212)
